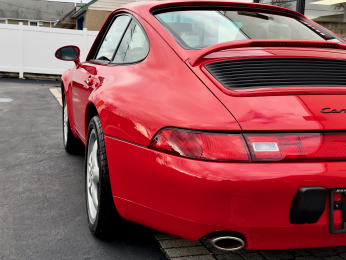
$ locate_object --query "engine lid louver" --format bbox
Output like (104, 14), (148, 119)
(204, 58), (346, 90)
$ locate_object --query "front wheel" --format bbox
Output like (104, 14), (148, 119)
(85, 115), (123, 238)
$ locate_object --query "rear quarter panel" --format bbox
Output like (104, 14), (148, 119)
(93, 12), (241, 147)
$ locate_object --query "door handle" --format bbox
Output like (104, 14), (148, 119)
(85, 78), (93, 86)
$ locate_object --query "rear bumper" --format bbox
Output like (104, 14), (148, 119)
(105, 136), (346, 249)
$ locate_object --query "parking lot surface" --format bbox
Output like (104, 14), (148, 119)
(3, 78), (346, 260)
(0, 78), (165, 260)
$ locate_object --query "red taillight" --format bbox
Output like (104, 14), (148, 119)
(244, 133), (346, 162)
(149, 128), (250, 162)
(150, 129), (346, 162)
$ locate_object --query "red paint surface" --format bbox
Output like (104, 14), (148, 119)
(57, 0), (346, 249)
(106, 136), (346, 249)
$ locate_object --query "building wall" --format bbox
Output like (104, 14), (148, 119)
(6, 19), (56, 27)
(89, 0), (135, 11)
(8, 19), (28, 25)
(42, 22), (51, 28)
(0, 0), (75, 22)
(85, 10), (111, 31)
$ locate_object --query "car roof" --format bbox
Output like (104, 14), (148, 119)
(119, 0), (305, 20)
(87, 0), (308, 62)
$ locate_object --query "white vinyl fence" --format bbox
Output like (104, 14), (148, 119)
(0, 23), (99, 78)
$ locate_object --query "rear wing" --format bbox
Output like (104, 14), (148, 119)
(188, 40), (346, 66)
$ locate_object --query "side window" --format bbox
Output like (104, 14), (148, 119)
(113, 20), (149, 63)
(95, 15), (131, 61)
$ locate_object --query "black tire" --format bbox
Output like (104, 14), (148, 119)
(62, 95), (83, 154)
(85, 115), (124, 238)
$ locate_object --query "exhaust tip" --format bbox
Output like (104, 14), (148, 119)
(213, 236), (245, 251)
(206, 231), (245, 251)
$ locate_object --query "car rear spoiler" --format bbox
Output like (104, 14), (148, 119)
(188, 39), (346, 66)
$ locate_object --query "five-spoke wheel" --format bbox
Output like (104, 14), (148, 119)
(85, 115), (123, 237)
(86, 129), (100, 224)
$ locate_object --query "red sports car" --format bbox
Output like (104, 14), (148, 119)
(55, 0), (346, 251)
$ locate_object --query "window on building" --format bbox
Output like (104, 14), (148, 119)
(0, 20), (7, 24)
(77, 17), (84, 30)
(113, 20), (149, 63)
(254, 0), (346, 40)
(30, 21), (38, 26)
(95, 16), (131, 61)
(258, 0), (297, 11)
(305, 0), (346, 39)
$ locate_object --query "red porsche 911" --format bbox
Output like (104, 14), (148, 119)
(55, 0), (346, 251)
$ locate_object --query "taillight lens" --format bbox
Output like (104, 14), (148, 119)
(150, 129), (346, 162)
(149, 128), (250, 162)
(244, 133), (346, 162)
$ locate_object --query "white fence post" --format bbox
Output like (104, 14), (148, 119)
(18, 22), (24, 79)
(83, 28), (88, 61)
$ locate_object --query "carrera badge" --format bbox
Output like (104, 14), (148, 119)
(321, 108), (346, 113)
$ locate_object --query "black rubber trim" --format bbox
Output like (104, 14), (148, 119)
(289, 187), (326, 224)
(151, 5), (302, 18)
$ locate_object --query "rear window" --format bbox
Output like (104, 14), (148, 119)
(155, 10), (338, 49)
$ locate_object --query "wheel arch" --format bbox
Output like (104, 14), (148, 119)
(86, 102), (99, 137)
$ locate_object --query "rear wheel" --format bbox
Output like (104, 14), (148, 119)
(86, 115), (123, 238)
(62, 96), (82, 153)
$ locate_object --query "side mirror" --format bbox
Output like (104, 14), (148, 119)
(55, 46), (81, 67)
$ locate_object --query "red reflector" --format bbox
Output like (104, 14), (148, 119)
(250, 42), (339, 49)
(149, 129), (250, 162)
(244, 133), (346, 162)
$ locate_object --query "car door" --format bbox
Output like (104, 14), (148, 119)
(71, 15), (131, 140)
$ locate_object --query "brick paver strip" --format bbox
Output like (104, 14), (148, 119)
(160, 239), (202, 249)
(324, 256), (344, 260)
(172, 255), (216, 260)
(305, 248), (338, 257)
(216, 254), (244, 260)
(295, 257), (323, 260)
(240, 252), (266, 260)
(260, 250), (294, 259)
(164, 246), (210, 258)
(334, 247), (346, 253)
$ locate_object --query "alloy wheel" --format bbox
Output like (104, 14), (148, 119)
(86, 129), (99, 224)
(63, 100), (68, 146)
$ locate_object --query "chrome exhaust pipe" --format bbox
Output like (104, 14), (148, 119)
(206, 231), (245, 251)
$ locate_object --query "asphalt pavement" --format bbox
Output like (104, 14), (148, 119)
(0, 78), (166, 260)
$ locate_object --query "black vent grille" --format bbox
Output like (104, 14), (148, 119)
(204, 58), (346, 90)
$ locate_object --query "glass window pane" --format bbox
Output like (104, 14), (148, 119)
(95, 16), (131, 61)
(0, 20), (6, 24)
(113, 20), (149, 63)
(156, 10), (334, 49)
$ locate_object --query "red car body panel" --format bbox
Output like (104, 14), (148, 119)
(95, 13), (240, 146)
(105, 136), (346, 249)
(188, 48), (346, 131)
(59, 0), (346, 249)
